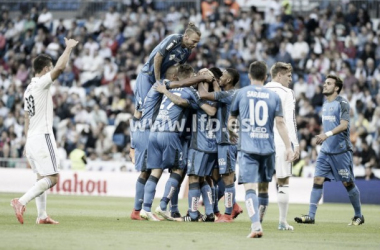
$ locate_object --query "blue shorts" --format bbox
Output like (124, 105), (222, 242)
(217, 144), (237, 175)
(315, 151), (354, 182)
(134, 129), (150, 172)
(187, 148), (217, 177)
(237, 152), (275, 184)
(147, 132), (184, 170)
(134, 73), (153, 111)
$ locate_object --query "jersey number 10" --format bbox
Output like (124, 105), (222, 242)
(249, 99), (269, 126)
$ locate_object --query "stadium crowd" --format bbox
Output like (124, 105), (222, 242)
(0, 0), (379, 178)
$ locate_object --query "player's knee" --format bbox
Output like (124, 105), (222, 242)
(139, 171), (150, 180)
(313, 177), (324, 184)
(47, 174), (59, 187)
(258, 183), (269, 193)
(277, 177), (289, 186)
(343, 182), (355, 191)
(170, 172), (182, 182)
(189, 175), (199, 184)
(222, 173), (234, 185)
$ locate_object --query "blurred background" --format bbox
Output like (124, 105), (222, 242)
(0, 0), (379, 181)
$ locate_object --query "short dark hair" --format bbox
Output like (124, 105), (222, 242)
(208, 67), (223, 80)
(33, 54), (53, 74)
(177, 64), (194, 79)
(326, 74), (343, 94)
(185, 22), (201, 36)
(226, 68), (240, 86)
(249, 61), (267, 81)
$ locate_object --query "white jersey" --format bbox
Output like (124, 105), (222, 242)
(264, 81), (299, 147)
(24, 72), (54, 137)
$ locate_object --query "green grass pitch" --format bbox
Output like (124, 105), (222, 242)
(0, 193), (379, 250)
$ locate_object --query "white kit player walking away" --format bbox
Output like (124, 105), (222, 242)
(260, 62), (299, 230)
(11, 38), (79, 224)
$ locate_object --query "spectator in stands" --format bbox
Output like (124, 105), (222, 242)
(37, 7), (52, 33)
(0, 2), (379, 171)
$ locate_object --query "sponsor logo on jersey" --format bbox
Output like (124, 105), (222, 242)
(169, 54), (175, 60)
(166, 42), (174, 51)
(322, 115), (336, 122)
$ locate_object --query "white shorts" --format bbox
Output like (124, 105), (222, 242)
(26, 133), (60, 176)
(275, 145), (292, 178)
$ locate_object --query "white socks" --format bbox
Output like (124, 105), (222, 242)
(19, 178), (52, 206)
(278, 185), (289, 224)
(36, 191), (48, 219)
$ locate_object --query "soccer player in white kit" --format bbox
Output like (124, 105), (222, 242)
(259, 62), (300, 230)
(11, 38), (78, 224)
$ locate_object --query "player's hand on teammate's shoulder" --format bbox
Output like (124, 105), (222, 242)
(153, 81), (167, 93)
(64, 37), (79, 48)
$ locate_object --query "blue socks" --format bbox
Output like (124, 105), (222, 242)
(346, 184), (362, 217)
(201, 182), (213, 215)
(170, 188), (180, 213)
(188, 182), (200, 220)
(134, 177), (147, 210)
(245, 189), (260, 225)
(224, 184), (235, 215)
(258, 192), (269, 222)
(308, 183), (323, 219)
(160, 173), (181, 211)
(143, 175), (159, 212)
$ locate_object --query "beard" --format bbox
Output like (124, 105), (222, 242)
(323, 89), (334, 96)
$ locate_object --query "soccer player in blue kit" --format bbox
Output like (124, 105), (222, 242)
(229, 61), (294, 238)
(295, 75), (364, 226)
(130, 23), (201, 163)
(130, 65), (214, 220)
(199, 68), (243, 222)
(133, 23), (201, 116)
(139, 65), (216, 221)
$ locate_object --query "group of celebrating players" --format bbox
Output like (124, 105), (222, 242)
(11, 22), (364, 238)
(128, 23), (299, 237)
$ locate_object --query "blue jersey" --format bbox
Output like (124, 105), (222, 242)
(153, 87), (199, 132)
(230, 85), (283, 155)
(214, 89), (237, 144)
(190, 100), (218, 153)
(141, 34), (191, 83)
(320, 96), (353, 154)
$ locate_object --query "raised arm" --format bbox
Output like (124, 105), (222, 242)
(50, 38), (78, 81)
(154, 53), (164, 81)
(167, 74), (214, 89)
(198, 82), (215, 100)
